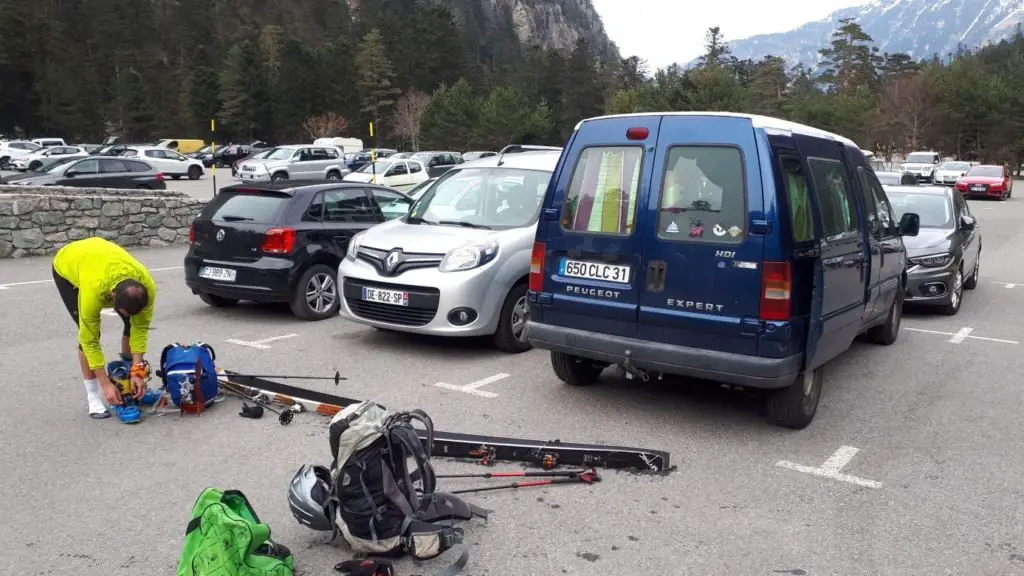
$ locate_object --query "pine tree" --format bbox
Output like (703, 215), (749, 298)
(474, 87), (551, 150)
(188, 46), (221, 137)
(698, 27), (731, 67)
(356, 28), (401, 146)
(818, 18), (880, 95)
(419, 79), (480, 150)
(560, 39), (605, 141)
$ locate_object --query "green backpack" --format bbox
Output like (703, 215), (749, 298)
(178, 487), (295, 576)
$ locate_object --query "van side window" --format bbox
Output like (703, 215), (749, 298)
(854, 167), (880, 236)
(779, 157), (814, 243)
(807, 158), (859, 239)
(561, 146), (643, 236)
(656, 146), (746, 243)
(858, 167), (897, 236)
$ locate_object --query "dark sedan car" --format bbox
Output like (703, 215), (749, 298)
(887, 185), (981, 316)
(185, 181), (415, 320)
(1, 156), (166, 189)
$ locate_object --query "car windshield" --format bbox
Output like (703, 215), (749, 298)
(906, 153), (935, 163)
(875, 173), (900, 186)
(195, 146), (211, 154)
(265, 147), (296, 160)
(358, 160), (392, 173)
(407, 167), (551, 230)
(939, 162), (970, 171)
(407, 179), (437, 200)
(967, 165), (1003, 178)
(40, 157), (79, 172)
(251, 149), (272, 159)
(887, 192), (953, 229)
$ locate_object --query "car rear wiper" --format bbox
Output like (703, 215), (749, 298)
(220, 215), (254, 221)
(438, 220), (492, 229)
(406, 215), (437, 225)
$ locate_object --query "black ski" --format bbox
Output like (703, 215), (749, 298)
(420, 430), (672, 473)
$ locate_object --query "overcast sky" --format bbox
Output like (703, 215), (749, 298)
(590, 0), (867, 70)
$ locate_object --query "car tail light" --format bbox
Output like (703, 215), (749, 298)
(626, 127), (649, 140)
(760, 261), (791, 322)
(261, 227), (296, 254)
(155, 172), (165, 182)
(529, 242), (545, 292)
(188, 223), (195, 245)
(955, 182), (967, 191)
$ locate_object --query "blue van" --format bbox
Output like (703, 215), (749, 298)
(525, 112), (921, 429)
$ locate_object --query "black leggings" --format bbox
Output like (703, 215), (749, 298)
(53, 267), (131, 352)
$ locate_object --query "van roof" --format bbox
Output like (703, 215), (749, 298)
(460, 150), (561, 171)
(576, 112), (861, 150)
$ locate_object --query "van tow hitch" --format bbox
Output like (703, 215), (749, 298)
(618, 350), (650, 381)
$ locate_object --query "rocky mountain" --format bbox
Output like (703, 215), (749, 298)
(719, 0), (1024, 67)
(349, 0), (619, 60)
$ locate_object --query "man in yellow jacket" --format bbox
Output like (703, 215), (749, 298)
(52, 237), (157, 419)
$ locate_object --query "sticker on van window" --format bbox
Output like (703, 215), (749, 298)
(728, 225), (741, 237)
(689, 225), (704, 238)
(665, 221), (679, 234)
(712, 224), (727, 236)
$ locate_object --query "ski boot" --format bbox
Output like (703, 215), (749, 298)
(111, 400), (142, 424)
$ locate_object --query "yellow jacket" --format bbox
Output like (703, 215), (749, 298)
(52, 237), (157, 370)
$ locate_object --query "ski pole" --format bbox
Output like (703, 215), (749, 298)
(448, 470), (600, 494)
(437, 468), (596, 480)
(225, 371), (346, 385)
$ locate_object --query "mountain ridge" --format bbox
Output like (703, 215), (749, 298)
(704, 0), (1024, 67)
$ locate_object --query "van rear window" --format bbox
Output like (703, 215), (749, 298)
(656, 146), (746, 243)
(203, 191), (289, 224)
(561, 146), (643, 236)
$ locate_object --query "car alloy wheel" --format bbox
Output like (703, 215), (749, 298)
(950, 269), (962, 310)
(306, 272), (337, 314)
(510, 295), (529, 344)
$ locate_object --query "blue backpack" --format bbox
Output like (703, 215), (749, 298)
(159, 343), (219, 407)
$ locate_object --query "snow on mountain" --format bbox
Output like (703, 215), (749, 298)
(713, 0), (1024, 68)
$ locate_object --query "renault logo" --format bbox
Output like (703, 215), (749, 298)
(384, 249), (402, 273)
(216, 229), (225, 242)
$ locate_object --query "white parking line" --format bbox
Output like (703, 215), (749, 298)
(992, 282), (1017, 288)
(434, 373), (509, 398)
(905, 326), (1018, 344)
(0, 266), (183, 290)
(776, 446), (882, 489)
(225, 333), (299, 350)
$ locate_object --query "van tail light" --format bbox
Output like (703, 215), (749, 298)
(261, 227), (296, 254)
(760, 261), (791, 322)
(626, 127), (649, 140)
(529, 242), (546, 292)
(188, 223), (195, 245)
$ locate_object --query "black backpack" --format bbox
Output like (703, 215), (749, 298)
(327, 402), (487, 565)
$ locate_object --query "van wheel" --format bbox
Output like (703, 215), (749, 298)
(765, 365), (823, 429)
(290, 264), (339, 321)
(939, 268), (963, 316)
(867, 289), (903, 345)
(964, 252), (980, 290)
(493, 283), (531, 353)
(187, 165), (202, 180)
(199, 293), (239, 307)
(551, 352), (606, 386)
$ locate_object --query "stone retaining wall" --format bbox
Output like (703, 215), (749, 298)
(0, 186), (206, 258)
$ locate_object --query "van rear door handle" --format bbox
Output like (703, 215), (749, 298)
(647, 260), (666, 292)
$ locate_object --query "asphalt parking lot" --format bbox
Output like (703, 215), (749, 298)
(2, 196), (1024, 575)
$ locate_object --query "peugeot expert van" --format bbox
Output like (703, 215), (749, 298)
(525, 112), (922, 429)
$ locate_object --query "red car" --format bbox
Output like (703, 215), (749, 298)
(955, 164), (1014, 200)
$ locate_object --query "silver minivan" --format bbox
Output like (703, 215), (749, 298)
(337, 150), (561, 353)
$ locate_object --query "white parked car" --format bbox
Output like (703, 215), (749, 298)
(932, 160), (972, 186)
(31, 137), (66, 148)
(0, 141), (42, 169)
(119, 145), (205, 180)
(10, 145), (88, 171)
(237, 145), (348, 182)
(899, 151), (941, 182)
(343, 159), (429, 191)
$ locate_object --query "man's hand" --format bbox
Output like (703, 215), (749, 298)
(130, 375), (147, 400)
(98, 375), (123, 406)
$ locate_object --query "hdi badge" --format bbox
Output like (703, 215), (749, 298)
(727, 225), (741, 237)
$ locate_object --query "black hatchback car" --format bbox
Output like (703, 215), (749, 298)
(1, 156), (166, 189)
(886, 185), (982, 315)
(185, 181), (416, 320)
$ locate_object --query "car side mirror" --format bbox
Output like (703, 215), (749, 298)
(960, 215), (975, 230)
(898, 213), (920, 237)
(64, 170), (77, 177)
